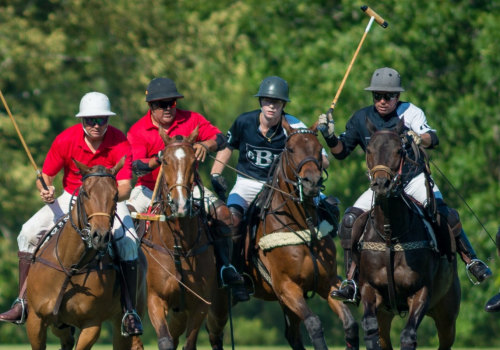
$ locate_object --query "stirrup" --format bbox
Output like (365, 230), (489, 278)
(120, 310), (142, 337)
(466, 259), (490, 285)
(12, 298), (27, 325)
(339, 279), (359, 304)
(220, 265), (242, 287)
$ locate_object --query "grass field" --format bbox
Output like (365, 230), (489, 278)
(1, 346), (498, 350)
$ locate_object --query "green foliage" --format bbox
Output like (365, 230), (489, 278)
(0, 0), (499, 346)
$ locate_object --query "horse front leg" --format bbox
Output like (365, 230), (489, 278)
(282, 305), (305, 350)
(376, 309), (394, 350)
(74, 324), (101, 350)
(275, 280), (327, 350)
(361, 284), (382, 350)
(327, 283), (359, 349)
(400, 288), (430, 350)
(26, 311), (48, 350)
(148, 292), (175, 350)
(206, 288), (230, 350)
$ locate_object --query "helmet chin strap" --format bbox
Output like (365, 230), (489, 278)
(82, 123), (107, 137)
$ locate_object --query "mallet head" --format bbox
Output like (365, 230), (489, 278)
(361, 5), (388, 28)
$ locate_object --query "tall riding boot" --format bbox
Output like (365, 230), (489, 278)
(213, 236), (249, 302)
(456, 229), (492, 284)
(330, 207), (363, 303)
(0, 251), (32, 324)
(120, 260), (143, 336)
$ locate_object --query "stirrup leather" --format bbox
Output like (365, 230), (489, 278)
(339, 279), (358, 303)
(466, 259), (489, 286)
(12, 298), (27, 325)
(120, 310), (142, 337)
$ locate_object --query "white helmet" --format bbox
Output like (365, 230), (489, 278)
(75, 92), (116, 117)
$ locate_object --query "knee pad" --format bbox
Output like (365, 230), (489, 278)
(339, 207), (364, 249)
(211, 200), (233, 238)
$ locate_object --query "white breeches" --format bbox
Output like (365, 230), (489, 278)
(18, 190), (138, 261)
(127, 184), (218, 214)
(227, 175), (266, 213)
(353, 172), (442, 211)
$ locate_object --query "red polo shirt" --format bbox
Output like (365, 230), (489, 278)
(127, 109), (221, 190)
(43, 124), (133, 193)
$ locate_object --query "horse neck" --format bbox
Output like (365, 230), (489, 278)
(159, 216), (201, 250)
(55, 210), (92, 265)
(373, 195), (411, 234)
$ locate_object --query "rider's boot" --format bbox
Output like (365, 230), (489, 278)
(211, 201), (249, 303)
(120, 260), (143, 336)
(317, 195), (340, 237)
(485, 292), (500, 312)
(444, 206), (492, 284)
(330, 207), (363, 303)
(0, 251), (32, 324)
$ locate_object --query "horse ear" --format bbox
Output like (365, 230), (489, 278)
(73, 158), (90, 175)
(111, 156), (125, 176)
(282, 117), (292, 135)
(311, 120), (319, 132)
(159, 126), (172, 146)
(187, 125), (199, 143)
(396, 117), (405, 135)
(366, 117), (378, 135)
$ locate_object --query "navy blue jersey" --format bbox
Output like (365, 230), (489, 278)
(226, 109), (305, 181)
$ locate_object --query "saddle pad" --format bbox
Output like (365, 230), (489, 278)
(258, 228), (328, 252)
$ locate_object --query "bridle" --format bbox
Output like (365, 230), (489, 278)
(69, 171), (117, 252)
(282, 129), (324, 202)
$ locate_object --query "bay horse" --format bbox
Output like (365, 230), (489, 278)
(26, 158), (145, 350)
(207, 119), (359, 350)
(354, 118), (461, 350)
(141, 128), (217, 350)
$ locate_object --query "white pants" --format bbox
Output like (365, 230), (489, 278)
(127, 184), (219, 214)
(227, 176), (267, 213)
(353, 172), (442, 211)
(18, 191), (138, 261)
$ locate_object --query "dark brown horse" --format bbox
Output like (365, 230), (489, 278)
(207, 120), (359, 350)
(141, 128), (217, 350)
(354, 118), (460, 350)
(26, 158), (145, 350)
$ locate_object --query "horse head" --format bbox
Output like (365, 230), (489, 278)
(159, 126), (199, 218)
(72, 157), (124, 252)
(281, 119), (323, 199)
(366, 117), (405, 197)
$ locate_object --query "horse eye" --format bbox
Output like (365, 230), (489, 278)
(286, 147), (293, 153)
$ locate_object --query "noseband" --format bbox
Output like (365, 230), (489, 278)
(69, 171), (117, 251)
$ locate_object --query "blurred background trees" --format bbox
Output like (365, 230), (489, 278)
(0, 0), (499, 347)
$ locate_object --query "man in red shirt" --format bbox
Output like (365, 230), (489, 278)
(127, 77), (249, 302)
(0, 92), (143, 335)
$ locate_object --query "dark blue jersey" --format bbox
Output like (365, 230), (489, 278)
(226, 109), (305, 181)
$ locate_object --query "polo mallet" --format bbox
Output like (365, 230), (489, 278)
(318, 5), (388, 133)
(0, 89), (50, 191)
(131, 163), (166, 221)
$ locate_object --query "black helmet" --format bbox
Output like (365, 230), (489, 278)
(254, 76), (290, 102)
(364, 67), (405, 92)
(145, 78), (184, 102)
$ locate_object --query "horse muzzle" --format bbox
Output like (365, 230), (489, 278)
(89, 229), (112, 251)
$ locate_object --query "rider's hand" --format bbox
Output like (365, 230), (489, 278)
(406, 130), (422, 146)
(318, 111), (339, 148)
(210, 173), (228, 202)
(40, 186), (55, 204)
(194, 142), (209, 162)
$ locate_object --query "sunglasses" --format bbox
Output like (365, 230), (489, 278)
(82, 117), (109, 126)
(150, 100), (177, 110)
(373, 92), (399, 101)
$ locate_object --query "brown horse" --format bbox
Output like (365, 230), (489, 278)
(26, 158), (145, 350)
(207, 120), (359, 350)
(355, 118), (461, 350)
(141, 128), (217, 350)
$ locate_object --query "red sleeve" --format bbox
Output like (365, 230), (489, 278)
(42, 135), (65, 176)
(194, 113), (221, 142)
(114, 139), (133, 181)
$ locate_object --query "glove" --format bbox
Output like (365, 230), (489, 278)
(155, 150), (163, 165)
(318, 111), (339, 148)
(210, 173), (228, 202)
(406, 130), (422, 146)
